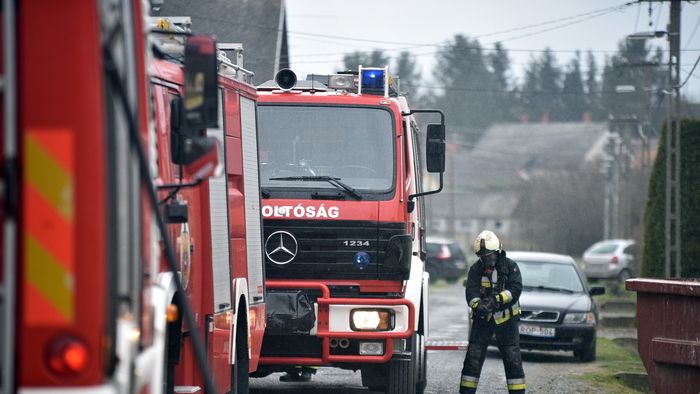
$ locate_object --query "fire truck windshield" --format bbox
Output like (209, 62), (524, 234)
(258, 105), (395, 196)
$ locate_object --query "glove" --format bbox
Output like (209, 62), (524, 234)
(474, 298), (494, 318)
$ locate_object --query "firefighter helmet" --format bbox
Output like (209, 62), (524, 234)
(473, 230), (502, 255)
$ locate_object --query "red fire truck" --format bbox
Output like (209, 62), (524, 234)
(0, 0), (227, 393)
(254, 67), (446, 394)
(149, 19), (266, 394)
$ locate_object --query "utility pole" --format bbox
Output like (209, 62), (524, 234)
(664, 0), (682, 278)
(602, 131), (622, 239)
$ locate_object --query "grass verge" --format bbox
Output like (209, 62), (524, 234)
(579, 337), (650, 393)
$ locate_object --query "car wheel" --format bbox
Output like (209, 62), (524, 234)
(618, 269), (631, 282)
(574, 337), (596, 362)
(445, 277), (459, 284)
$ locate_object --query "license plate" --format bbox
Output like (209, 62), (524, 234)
(519, 324), (555, 338)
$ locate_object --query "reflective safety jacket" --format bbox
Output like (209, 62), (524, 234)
(465, 251), (523, 324)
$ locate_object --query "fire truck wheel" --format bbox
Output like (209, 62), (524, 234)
(415, 333), (427, 393)
(231, 310), (250, 393)
(386, 333), (418, 394)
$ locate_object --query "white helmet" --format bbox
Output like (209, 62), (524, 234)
(473, 230), (502, 255)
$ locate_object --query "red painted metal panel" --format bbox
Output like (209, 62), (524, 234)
(626, 278), (700, 393)
(18, 0), (107, 386)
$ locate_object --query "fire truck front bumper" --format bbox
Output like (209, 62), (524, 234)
(260, 281), (415, 365)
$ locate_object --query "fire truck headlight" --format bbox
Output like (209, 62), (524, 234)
(350, 309), (394, 331)
(354, 252), (370, 269)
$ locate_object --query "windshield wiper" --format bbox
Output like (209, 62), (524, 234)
(268, 175), (363, 200)
(524, 285), (575, 294)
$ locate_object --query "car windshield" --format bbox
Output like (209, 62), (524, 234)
(587, 242), (619, 254)
(258, 105), (394, 193)
(517, 260), (584, 293)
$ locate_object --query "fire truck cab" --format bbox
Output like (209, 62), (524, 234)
(255, 67), (446, 394)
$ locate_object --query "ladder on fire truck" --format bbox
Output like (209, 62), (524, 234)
(150, 16), (254, 83)
(1, 0), (17, 392)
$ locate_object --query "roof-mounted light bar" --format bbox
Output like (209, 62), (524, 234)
(358, 65), (388, 97)
(328, 74), (356, 91)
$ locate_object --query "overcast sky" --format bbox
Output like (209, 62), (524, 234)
(284, 1), (700, 100)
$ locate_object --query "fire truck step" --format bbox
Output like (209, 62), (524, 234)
(425, 340), (469, 351)
(174, 386), (201, 393)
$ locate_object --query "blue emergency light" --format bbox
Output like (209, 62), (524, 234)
(354, 252), (371, 270)
(358, 66), (389, 97)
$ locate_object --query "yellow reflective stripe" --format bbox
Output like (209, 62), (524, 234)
(470, 298), (481, 308)
(461, 375), (479, 387)
(494, 309), (510, 324)
(26, 236), (74, 321)
(481, 281), (491, 288)
(500, 290), (512, 303)
(25, 134), (74, 220)
(508, 383), (526, 390)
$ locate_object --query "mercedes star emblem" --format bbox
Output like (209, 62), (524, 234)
(265, 230), (298, 265)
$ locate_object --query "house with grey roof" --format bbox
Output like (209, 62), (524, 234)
(154, 0), (289, 85)
(426, 122), (610, 251)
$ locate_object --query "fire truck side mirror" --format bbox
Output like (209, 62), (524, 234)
(426, 124), (446, 173)
(170, 97), (222, 180)
(183, 35), (219, 130)
(180, 137), (223, 181)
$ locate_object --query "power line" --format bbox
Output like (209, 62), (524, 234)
(678, 54), (700, 88)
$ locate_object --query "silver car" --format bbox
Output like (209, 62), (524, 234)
(582, 239), (638, 281)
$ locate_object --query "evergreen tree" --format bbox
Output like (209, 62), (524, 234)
(393, 51), (422, 102)
(431, 34), (499, 139)
(601, 39), (665, 128)
(520, 58), (540, 122)
(519, 49), (563, 122)
(585, 51), (603, 120)
(537, 48), (564, 121)
(487, 42), (516, 122)
(561, 52), (586, 121)
(342, 50), (390, 71)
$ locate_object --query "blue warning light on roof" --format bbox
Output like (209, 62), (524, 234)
(361, 68), (385, 91)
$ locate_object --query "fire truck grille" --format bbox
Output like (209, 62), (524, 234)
(263, 219), (407, 280)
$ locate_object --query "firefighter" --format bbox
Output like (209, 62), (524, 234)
(459, 230), (525, 394)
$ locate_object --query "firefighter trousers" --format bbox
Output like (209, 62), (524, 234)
(459, 316), (525, 393)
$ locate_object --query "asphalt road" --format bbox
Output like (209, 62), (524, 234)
(250, 281), (598, 393)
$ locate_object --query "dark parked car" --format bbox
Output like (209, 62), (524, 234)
(425, 237), (468, 283)
(508, 251), (605, 362)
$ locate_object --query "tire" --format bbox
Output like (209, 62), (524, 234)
(415, 333), (427, 393)
(574, 337), (596, 362)
(231, 311), (250, 394)
(618, 269), (631, 282)
(386, 333), (418, 394)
